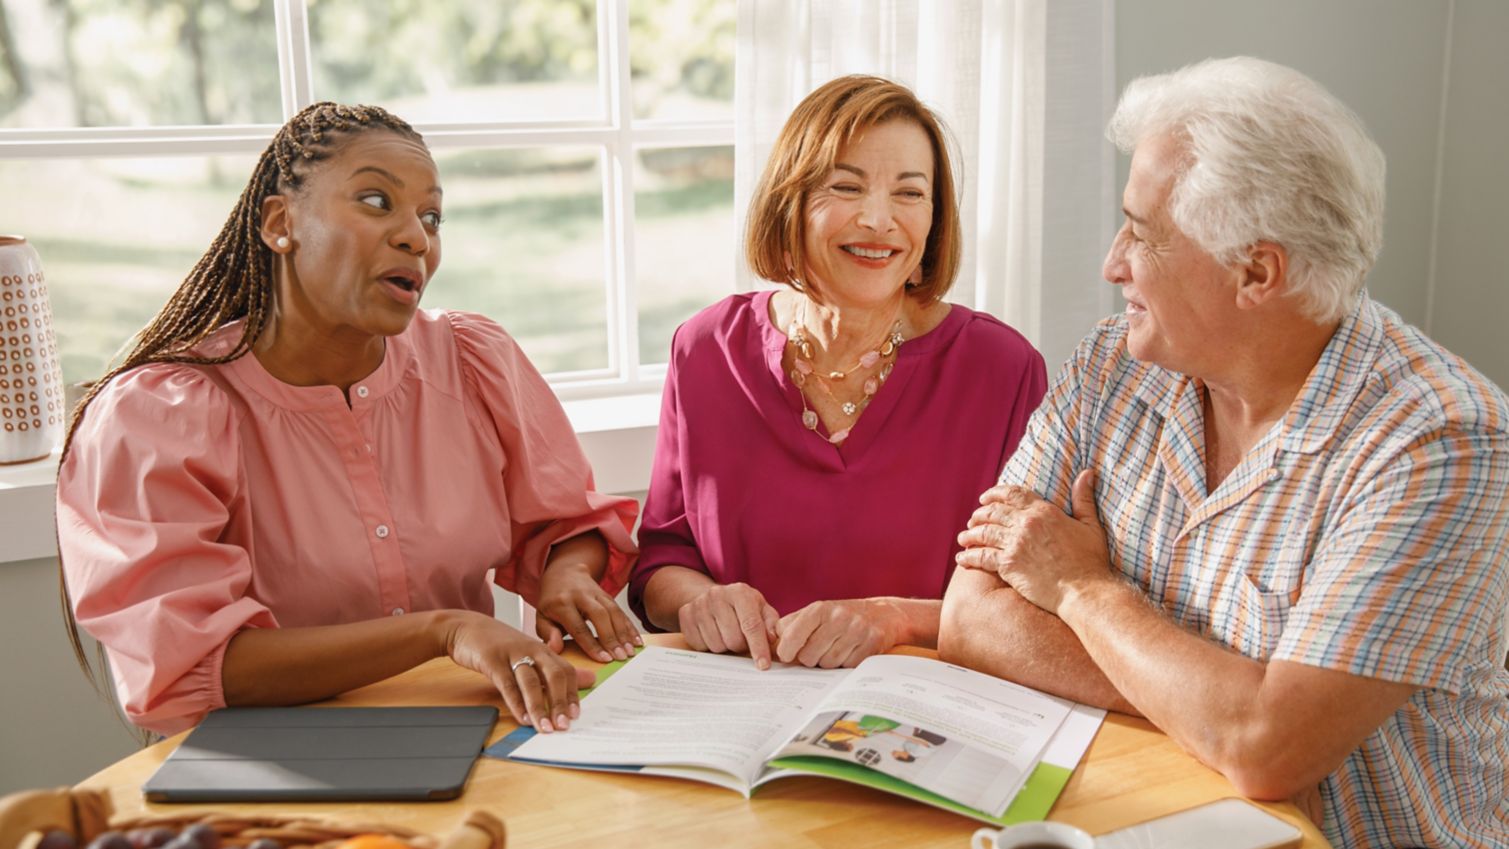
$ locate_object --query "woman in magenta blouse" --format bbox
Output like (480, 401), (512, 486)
(56, 104), (637, 736)
(631, 76), (1047, 669)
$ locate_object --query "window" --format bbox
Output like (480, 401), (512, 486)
(0, 0), (735, 395)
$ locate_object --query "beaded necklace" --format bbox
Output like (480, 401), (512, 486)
(786, 299), (905, 445)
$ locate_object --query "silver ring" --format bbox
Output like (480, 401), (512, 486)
(510, 656), (536, 673)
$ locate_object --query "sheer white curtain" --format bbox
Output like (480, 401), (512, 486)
(734, 0), (1115, 371)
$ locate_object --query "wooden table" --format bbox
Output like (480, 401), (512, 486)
(79, 635), (1331, 848)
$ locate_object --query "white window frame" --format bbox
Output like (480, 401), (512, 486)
(0, 0), (736, 403)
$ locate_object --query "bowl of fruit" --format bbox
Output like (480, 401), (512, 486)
(0, 788), (504, 849)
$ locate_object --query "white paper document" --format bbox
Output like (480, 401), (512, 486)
(511, 646), (1084, 818)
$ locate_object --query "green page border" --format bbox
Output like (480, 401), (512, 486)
(583, 652), (1077, 826)
(763, 756), (1074, 827)
(587, 659), (627, 691)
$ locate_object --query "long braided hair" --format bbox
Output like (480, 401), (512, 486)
(58, 102), (425, 723)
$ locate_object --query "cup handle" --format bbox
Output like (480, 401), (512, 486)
(971, 827), (998, 849)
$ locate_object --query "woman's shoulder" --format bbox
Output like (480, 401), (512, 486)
(93, 358), (233, 416)
(408, 309), (562, 410)
(662, 292), (775, 365)
(676, 292), (765, 344)
(403, 308), (527, 382)
(927, 305), (1044, 371)
(407, 308), (512, 354)
(72, 358), (239, 461)
(93, 322), (248, 411)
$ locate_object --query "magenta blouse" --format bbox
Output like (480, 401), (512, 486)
(630, 291), (1047, 622)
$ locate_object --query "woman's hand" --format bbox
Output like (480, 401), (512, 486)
(443, 610), (594, 732)
(677, 582), (781, 669)
(774, 599), (900, 668)
(536, 560), (642, 663)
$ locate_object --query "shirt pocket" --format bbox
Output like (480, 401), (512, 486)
(1226, 563), (1304, 658)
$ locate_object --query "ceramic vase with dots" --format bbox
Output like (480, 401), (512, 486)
(0, 236), (64, 464)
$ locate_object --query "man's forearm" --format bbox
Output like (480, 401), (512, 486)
(1057, 579), (1264, 761)
(938, 567), (1139, 714)
(1055, 578), (1417, 800)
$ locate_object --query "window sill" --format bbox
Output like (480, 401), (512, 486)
(0, 449), (63, 564)
(0, 392), (660, 566)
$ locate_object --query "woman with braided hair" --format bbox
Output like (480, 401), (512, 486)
(55, 103), (639, 736)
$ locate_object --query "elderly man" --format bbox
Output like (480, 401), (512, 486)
(941, 57), (1507, 848)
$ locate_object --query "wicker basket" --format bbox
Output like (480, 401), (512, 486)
(0, 787), (505, 849)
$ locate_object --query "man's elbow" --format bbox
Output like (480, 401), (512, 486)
(1223, 764), (1310, 801)
(937, 579), (985, 667)
(929, 579), (1001, 672)
(1214, 731), (1336, 801)
(1225, 763), (1321, 802)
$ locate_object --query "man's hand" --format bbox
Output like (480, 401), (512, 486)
(955, 470), (1114, 614)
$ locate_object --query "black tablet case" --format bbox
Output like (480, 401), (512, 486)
(143, 706), (498, 802)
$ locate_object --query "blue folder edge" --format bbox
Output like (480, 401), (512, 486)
(482, 653), (1092, 826)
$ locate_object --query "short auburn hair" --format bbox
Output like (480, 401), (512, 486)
(745, 75), (962, 303)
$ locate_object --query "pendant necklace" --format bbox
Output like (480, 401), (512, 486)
(786, 298), (905, 444)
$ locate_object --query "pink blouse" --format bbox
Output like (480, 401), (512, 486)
(631, 291), (1046, 621)
(57, 310), (637, 735)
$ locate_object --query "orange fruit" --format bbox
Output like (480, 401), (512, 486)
(336, 835), (415, 849)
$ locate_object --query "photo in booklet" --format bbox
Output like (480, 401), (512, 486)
(487, 646), (1105, 825)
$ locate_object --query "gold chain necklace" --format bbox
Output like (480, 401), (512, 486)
(786, 300), (905, 444)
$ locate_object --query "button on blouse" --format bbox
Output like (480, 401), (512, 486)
(57, 310), (638, 735)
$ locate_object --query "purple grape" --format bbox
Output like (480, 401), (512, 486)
(135, 828), (178, 849)
(35, 830), (77, 849)
(181, 824), (220, 849)
(246, 841), (282, 849)
(124, 828), (173, 849)
(160, 836), (199, 849)
(84, 832), (132, 849)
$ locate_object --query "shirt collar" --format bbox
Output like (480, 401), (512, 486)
(1278, 293), (1385, 455)
(1127, 333), (1190, 414)
(217, 320), (416, 412)
(1122, 294), (1385, 455)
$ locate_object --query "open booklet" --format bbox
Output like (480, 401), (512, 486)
(487, 646), (1105, 826)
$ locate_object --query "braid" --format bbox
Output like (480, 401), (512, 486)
(56, 102), (424, 719)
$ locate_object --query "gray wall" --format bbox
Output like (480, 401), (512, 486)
(1116, 0), (1507, 390)
(1, 557), (139, 793)
(1429, 0), (1509, 389)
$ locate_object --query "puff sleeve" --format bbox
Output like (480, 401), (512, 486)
(56, 365), (276, 736)
(449, 312), (638, 605)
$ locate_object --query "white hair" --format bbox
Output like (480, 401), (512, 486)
(1107, 56), (1386, 322)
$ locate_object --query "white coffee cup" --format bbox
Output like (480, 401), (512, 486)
(971, 821), (1096, 849)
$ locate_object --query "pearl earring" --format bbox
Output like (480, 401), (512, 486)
(275, 236), (290, 250)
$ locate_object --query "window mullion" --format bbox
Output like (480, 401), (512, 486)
(0, 0), (732, 406)
(602, 0), (640, 384)
(274, 0), (316, 117)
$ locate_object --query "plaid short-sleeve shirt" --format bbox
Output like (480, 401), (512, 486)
(1002, 296), (1509, 848)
